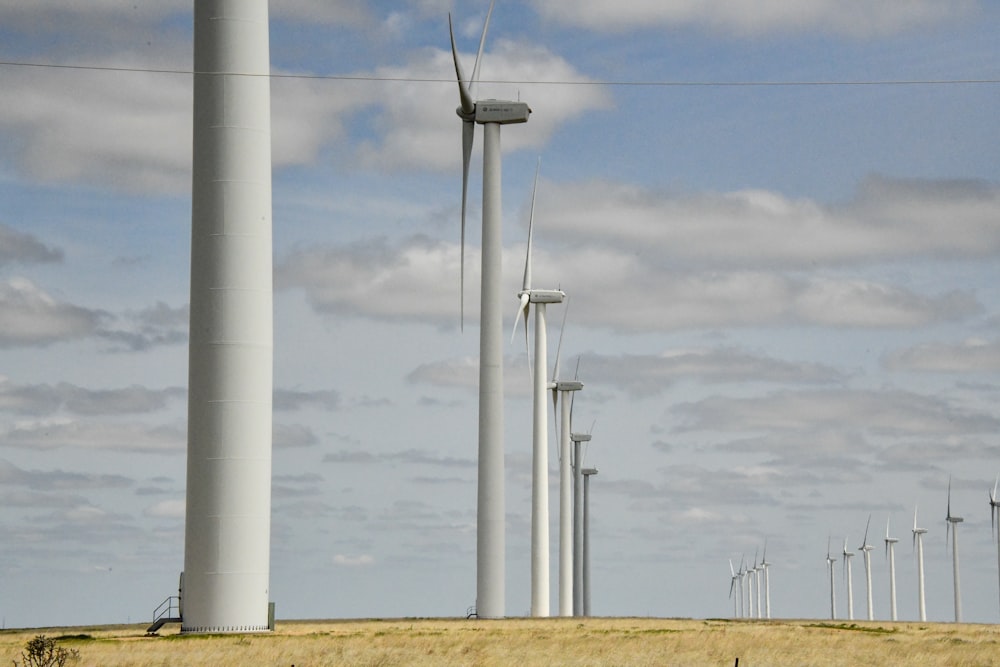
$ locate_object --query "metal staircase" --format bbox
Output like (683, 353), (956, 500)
(146, 596), (181, 634)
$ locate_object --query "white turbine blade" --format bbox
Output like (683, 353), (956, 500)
(860, 514), (871, 550)
(459, 119), (474, 330)
(511, 293), (529, 343)
(522, 158), (540, 293)
(552, 295), (569, 382)
(947, 475), (953, 521)
(448, 14), (475, 116)
(470, 0), (496, 99)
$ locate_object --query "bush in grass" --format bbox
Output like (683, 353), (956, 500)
(13, 636), (79, 667)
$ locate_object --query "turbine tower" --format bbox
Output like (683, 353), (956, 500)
(551, 349), (582, 616)
(946, 478), (964, 623)
(858, 515), (875, 621)
(449, 0), (531, 619)
(912, 505), (928, 622)
(729, 559), (740, 618)
(571, 428), (592, 616)
(826, 539), (837, 620)
(581, 466), (598, 617)
(761, 541), (772, 620)
(511, 162), (564, 617)
(183, 0), (274, 634)
(885, 515), (899, 621)
(990, 475), (1000, 617)
(842, 537), (855, 621)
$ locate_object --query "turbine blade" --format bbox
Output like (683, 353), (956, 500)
(459, 118), (474, 330)
(448, 14), (475, 116)
(470, 0), (496, 98)
(552, 295), (569, 382)
(522, 158), (540, 292)
(511, 293), (529, 343)
(947, 475), (953, 521)
(860, 514), (871, 550)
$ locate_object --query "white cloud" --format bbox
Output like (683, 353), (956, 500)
(0, 278), (106, 347)
(144, 499), (185, 519)
(2, 420), (184, 452)
(884, 338), (1000, 373)
(528, 0), (979, 37)
(333, 553), (375, 567)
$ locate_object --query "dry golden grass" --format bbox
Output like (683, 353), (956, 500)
(3, 617), (1000, 666)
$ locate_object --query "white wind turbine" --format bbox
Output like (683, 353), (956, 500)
(826, 539), (838, 620)
(551, 343), (582, 616)
(761, 541), (772, 620)
(753, 549), (763, 619)
(511, 161), (564, 618)
(729, 559), (741, 618)
(884, 515), (899, 621)
(581, 466), (598, 617)
(746, 554), (756, 619)
(912, 505), (928, 622)
(989, 476), (1000, 617)
(858, 515), (875, 621)
(842, 537), (855, 621)
(946, 478), (964, 623)
(571, 425), (593, 616)
(448, 0), (531, 619)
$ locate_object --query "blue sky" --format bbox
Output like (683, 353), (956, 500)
(1, 0), (1000, 628)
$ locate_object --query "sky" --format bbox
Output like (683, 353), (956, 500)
(1, 0), (999, 628)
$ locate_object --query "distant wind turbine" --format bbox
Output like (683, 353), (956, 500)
(912, 506), (928, 622)
(761, 541), (772, 620)
(571, 426), (592, 616)
(753, 549), (762, 620)
(551, 338), (582, 617)
(990, 475), (1000, 617)
(448, 0), (531, 619)
(946, 478), (964, 623)
(842, 537), (855, 621)
(581, 466), (598, 617)
(511, 161), (564, 618)
(858, 515), (875, 621)
(826, 538), (837, 620)
(884, 515), (899, 621)
(729, 559), (740, 619)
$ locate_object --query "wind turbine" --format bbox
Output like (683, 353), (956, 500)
(511, 162), (564, 618)
(729, 559), (740, 618)
(761, 541), (772, 620)
(448, 0), (531, 619)
(884, 515), (899, 621)
(746, 555), (756, 619)
(581, 466), (598, 617)
(858, 515), (875, 621)
(990, 475), (1000, 617)
(826, 538), (837, 620)
(912, 505), (928, 622)
(571, 427), (592, 616)
(551, 341), (582, 617)
(752, 549), (762, 619)
(946, 478), (964, 623)
(842, 537), (855, 621)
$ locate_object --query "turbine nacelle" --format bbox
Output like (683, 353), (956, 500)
(570, 433), (592, 443)
(556, 380), (584, 392)
(520, 289), (565, 304)
(581, 467), (598, 476)
(476, 100), (531, 124)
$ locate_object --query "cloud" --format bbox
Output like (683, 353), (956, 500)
(673, 388), (1000, 436)
(1, 420), (184, 452)
(143, 498), (185, 519)
(333, 553), (375, 567)
(274, 388), (341, 411)
(0, 458), (132, 490)
(322, 448), (475, 469)
(0, 379), (183, 416)
(0, 278), (106, 347)
(99, 302), (188, 352)
(0, 224), (63, 266)
(528, 0), (979, 37)
(884, 338), (1000, 373)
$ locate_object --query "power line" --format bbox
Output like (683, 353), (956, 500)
(0, 59), (997, 88)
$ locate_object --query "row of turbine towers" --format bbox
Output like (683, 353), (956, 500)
(449, 0), (602, 618)
(728, 544), (773, 619)
(824, 477), (1000, 624)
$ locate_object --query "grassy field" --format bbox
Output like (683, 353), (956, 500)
(3, 617), (1000, 666)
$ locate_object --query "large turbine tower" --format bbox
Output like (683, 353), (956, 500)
(449, 0), (531, 619)
(511, 162), (564, 617)
(885, 515), (899, 621)
(183, 0), (274, 634)
(912, 506), (928, 622)
(946, 478), (964, 623)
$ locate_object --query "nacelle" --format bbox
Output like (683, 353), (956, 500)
(570, 433), (592, 443)
(555, 380), (583, 392)
(528, 289), (565, 304)
(477, 100), (531, 124)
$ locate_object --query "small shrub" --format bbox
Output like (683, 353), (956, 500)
(13, 635), (80, 667)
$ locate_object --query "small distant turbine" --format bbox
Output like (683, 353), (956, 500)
(858, 515), (875, 621)
(511, 161), (564, 618)
(989, 475), (1000, 617)
(581, 466), (598, 617)
(842, 537), (855, 621)
(946, 477), (964, 623)
(550, 341), (582, 617)
(912, 505), (928, 622)
(884, 515), (899, 621)
(746, 554), (756, 619)
(826, 538), (837, 621)
(752, 549), (762, 620)
(571, 427), (592, 616)
(761, 540), (772, 620)
(729, 559), (740, 619)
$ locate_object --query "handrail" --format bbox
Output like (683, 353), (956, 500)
(152, 596), (181, 623)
